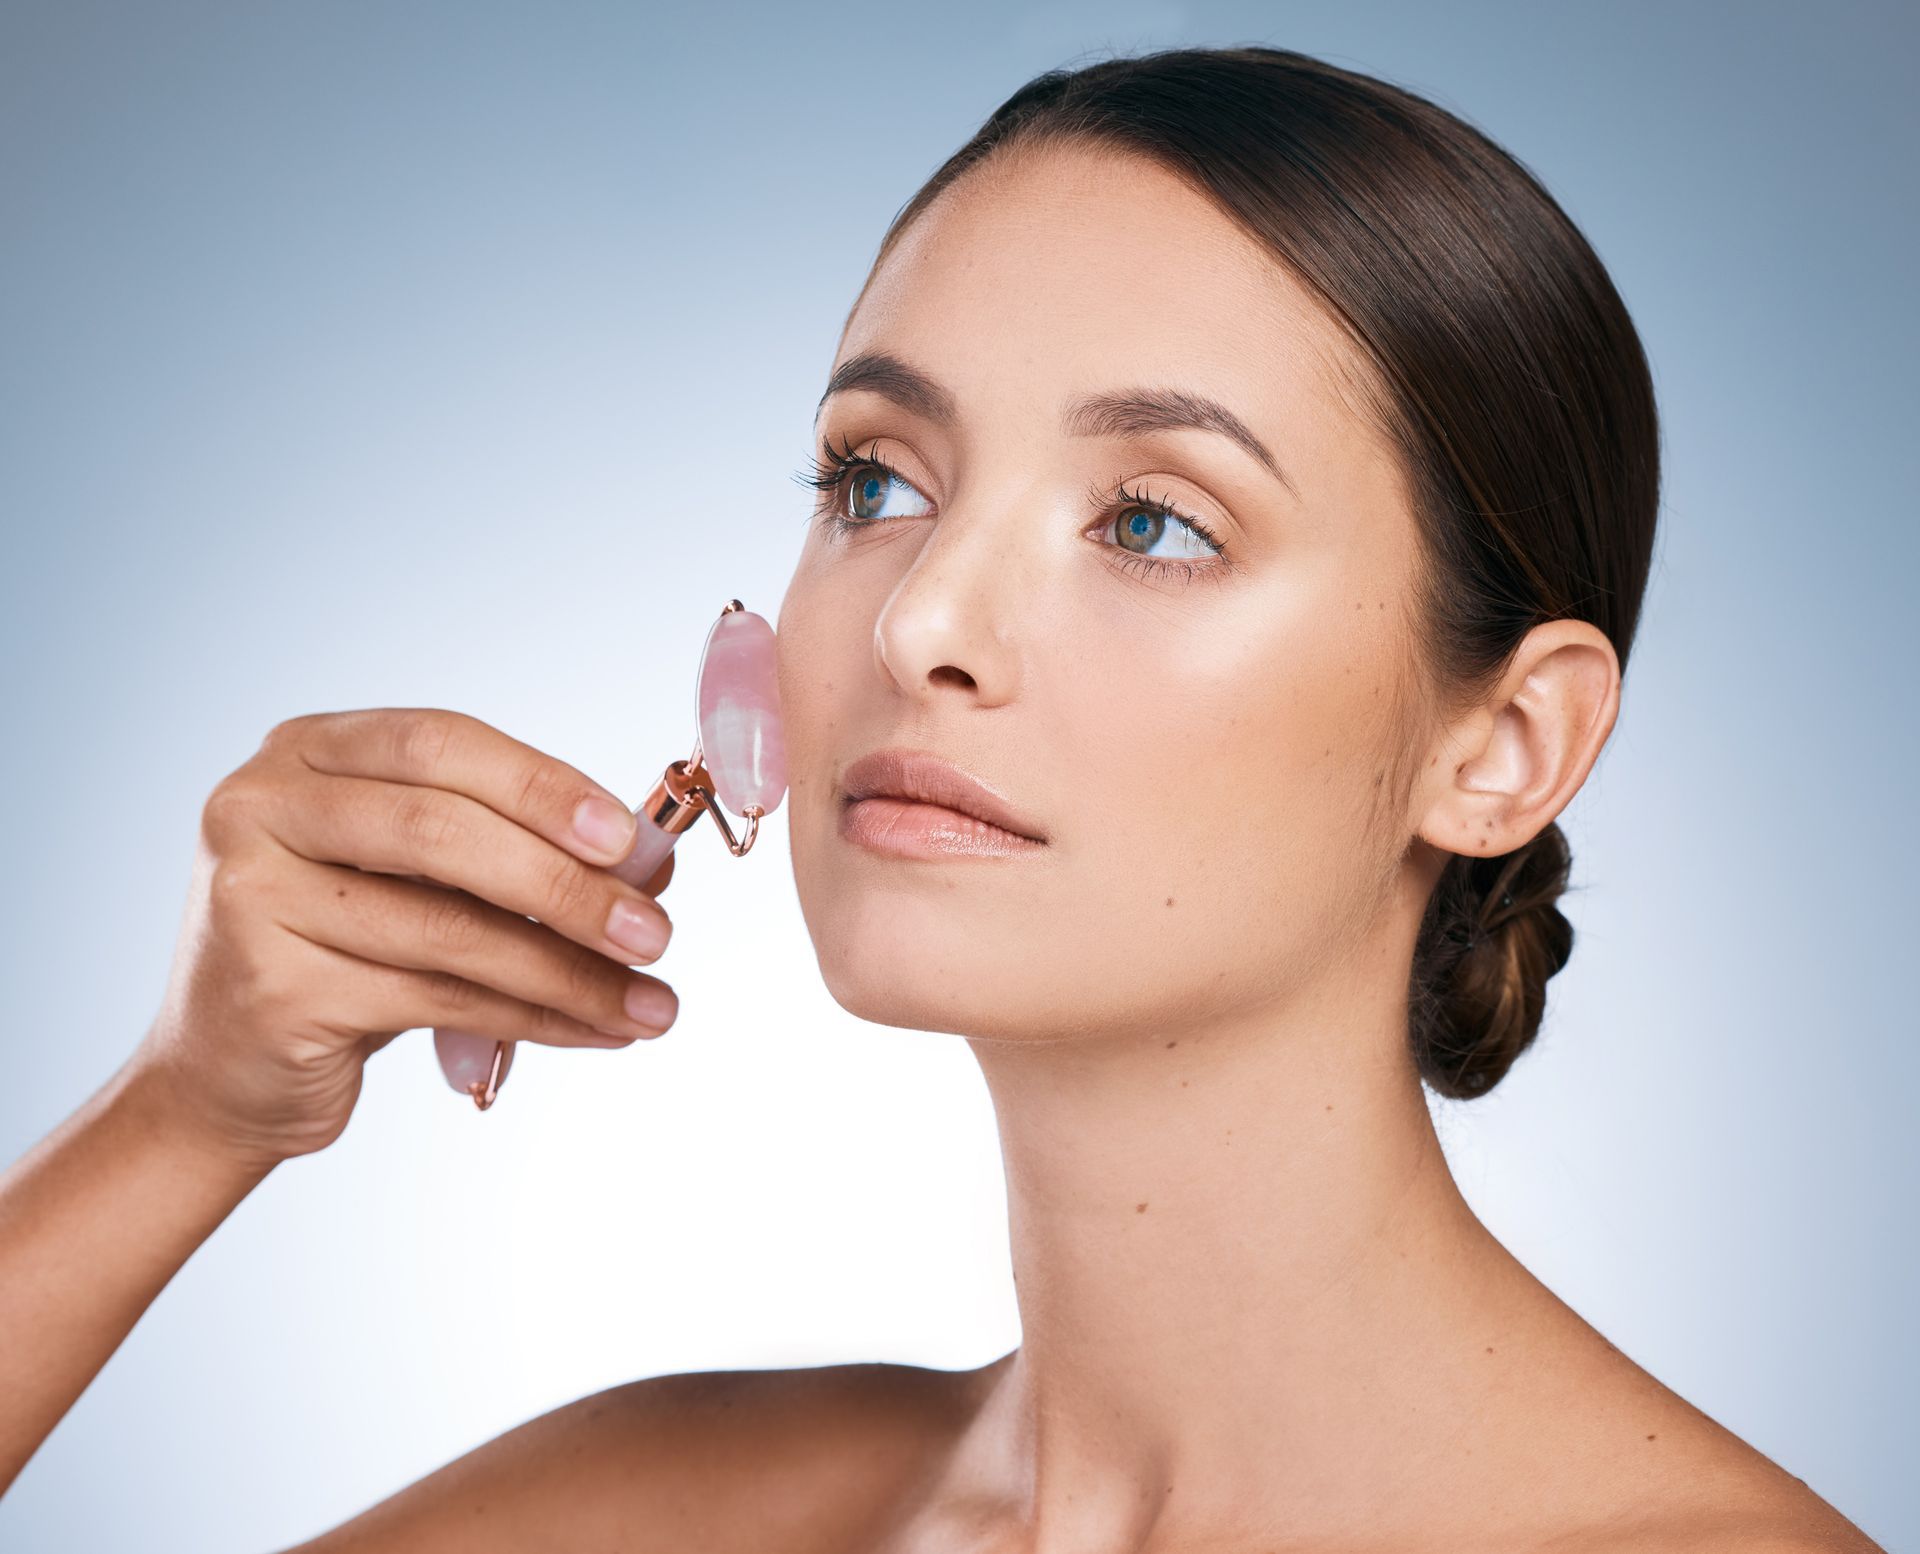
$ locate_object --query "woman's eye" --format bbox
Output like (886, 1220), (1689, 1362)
(844, 465), (932, 521)
(1106, 504), (1220, 561)
(811, 457), (1225, 581)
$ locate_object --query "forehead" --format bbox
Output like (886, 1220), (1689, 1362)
(837, 141), (1384, 466)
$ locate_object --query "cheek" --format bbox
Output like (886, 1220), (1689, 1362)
(1028, 586), (1406, 1020)
(775, 552), (906, 990)
(774, 563), (847, 843)
(773, 545), (1411, 1039)
(775, 547), (868, 745)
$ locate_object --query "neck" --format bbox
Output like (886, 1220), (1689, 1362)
(945, 925), (1565, 1549)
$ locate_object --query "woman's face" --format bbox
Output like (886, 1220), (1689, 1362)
(776, 141), (1431, 1044)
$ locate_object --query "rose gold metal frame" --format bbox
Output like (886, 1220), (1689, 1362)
(464, 599), (767, 1110)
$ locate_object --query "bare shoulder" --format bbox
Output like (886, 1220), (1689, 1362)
(1536, 1375), (1886, 1554)
(1556, 1490), (1887, 1554)
(1467, 1278), (1885, 1554)
(268, 1357), (986, 1553)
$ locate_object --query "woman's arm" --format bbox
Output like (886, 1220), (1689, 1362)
(0, 1053), (276, 1496)
(0, 706), (677, 1519)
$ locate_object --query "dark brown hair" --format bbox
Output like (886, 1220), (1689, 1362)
(860, 45), (1660, 1098)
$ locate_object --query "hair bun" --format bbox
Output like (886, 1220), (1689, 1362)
(1410, 822), (1576, 1099)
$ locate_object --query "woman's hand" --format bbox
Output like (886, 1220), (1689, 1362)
(129, 708), (679, 1171)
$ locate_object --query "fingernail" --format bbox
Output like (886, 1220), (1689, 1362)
(605, 898), (669, 960)
(572, 795), (635, 860)
(623, 979), (678, 1032)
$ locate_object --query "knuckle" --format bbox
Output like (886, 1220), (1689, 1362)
(511, 757), (574, 828)
(207, 852), (259, 913)
(260, 713), (317, 754)
(212, 935), (274, 1015)
(422, 967), (482, 1014)
(387, 709), (457, 778)
(200, 781), (251, 845)
(538, 852), (595, 924)
(560, 944), (610, 1011)
(419, 889), (490, 958)
(238, 950), (301, 1023)
(207, 850), (280, 924)
(201, 773), (277, 848)
(390, 789), (464, 860)
(528, 1001), (583, 1041)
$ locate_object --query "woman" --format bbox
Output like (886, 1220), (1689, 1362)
(0, 44), (1880, 1552)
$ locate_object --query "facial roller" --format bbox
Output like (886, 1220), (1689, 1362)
(432, 599), (786, 1109)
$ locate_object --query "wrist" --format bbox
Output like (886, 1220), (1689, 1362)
(105, 1054), (286, 1189)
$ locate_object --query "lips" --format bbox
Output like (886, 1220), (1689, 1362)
(840, 747), (1046, 843)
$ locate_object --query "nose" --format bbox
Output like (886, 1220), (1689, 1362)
(870, 492), (1031, 708)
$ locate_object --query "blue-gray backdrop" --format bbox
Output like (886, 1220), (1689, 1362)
(2, 2), (1912, 1547)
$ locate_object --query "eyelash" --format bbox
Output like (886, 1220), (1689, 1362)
(791, 433), (1230, 587)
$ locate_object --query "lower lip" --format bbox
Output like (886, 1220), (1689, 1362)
(840, 796), (1047, 859)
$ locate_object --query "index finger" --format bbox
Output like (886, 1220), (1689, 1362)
(277, 708), (640, 869)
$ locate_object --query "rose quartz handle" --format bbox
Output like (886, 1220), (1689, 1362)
(609, 806), (683, 891)
(430, 805), (684, 1099)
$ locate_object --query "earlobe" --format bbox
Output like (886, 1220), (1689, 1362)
(1414, 621), (1620, 858)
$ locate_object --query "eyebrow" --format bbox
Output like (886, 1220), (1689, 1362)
(815, 350), (1297, 498)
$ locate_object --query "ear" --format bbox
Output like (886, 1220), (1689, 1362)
(1412, 620), (1621, 858)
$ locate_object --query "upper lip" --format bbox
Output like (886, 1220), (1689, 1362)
(840, 747), (1047, 842)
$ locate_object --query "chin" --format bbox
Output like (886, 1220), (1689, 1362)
(804, 899), (1007, 1037)
(794, 884), (1089, 1042)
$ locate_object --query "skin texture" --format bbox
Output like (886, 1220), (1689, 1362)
(0, 146), (1882, 1550)
(760, 141), (1878, 1550)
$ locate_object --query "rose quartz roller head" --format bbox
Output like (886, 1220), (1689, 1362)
(432, 599), (785, 1109)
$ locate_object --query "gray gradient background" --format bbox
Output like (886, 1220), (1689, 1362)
(2, 1), (1913, 1547)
